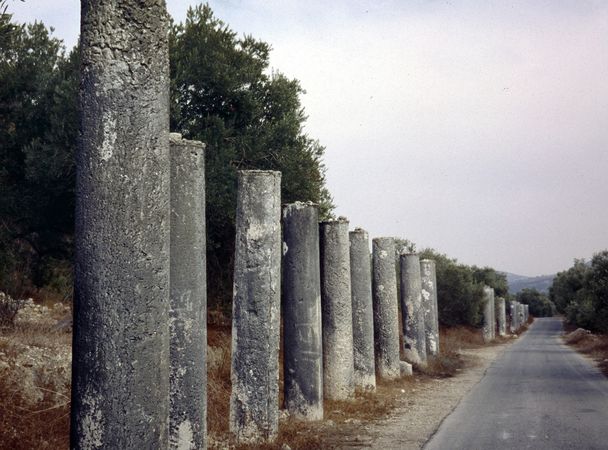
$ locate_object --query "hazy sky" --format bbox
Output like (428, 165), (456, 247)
(9, 0), (608, 275)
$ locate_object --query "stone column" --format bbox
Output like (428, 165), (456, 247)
(72, 2), (170, 448)
(372, 237), (401, 380)
(525, 304), (530, 322)
(320, 218), (355, 400)
(496, 297), (506, 337)
(399, 252), (427, 365)
(482, 286), (495, 343)
(491, 291), (496, 339)
(349, 228), (376, 391)
(230, 170), (281, 443)
(282, 202), (323, 420)
(169, 134), (206, 449)
(421, 259), (440, 356)
(510, 300), (518, 332)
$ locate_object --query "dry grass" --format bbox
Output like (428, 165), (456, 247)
(563, 328), (608, 377)
(414, 326), (482, 378)
(0, 325), (71, 450)
(1, 298), (506, 450)
(207, 325), (232, 440)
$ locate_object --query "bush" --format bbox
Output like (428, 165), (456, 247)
(516, 288), (555, 317)
(552, 251), (608, 332)
(0, 292), (24, 328)
(418, 249), (488, 328)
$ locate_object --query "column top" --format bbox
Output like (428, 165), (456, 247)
(169, 132), (205, 148)
(283, 201), (318, 210)
(320, 216), (349, 225)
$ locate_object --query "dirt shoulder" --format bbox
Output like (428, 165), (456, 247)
(304, 343), (509, 450)
(562, 325), (608, 377)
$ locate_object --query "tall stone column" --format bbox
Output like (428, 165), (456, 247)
(525, 304), (530, 322)
(510, 300), (518, 332)
(72, 2), (170, 448)
(400, 252), (427, 365)
(169, 134), (206, 449)
(496, 297), (506, 337)
(421, 259), (440, 356)
(320, 218), (355, 400)
(282, 202), (323, 420)
(230, 170), (282, 443)
(372, 237), (401, 380)
(482, 286), (495, 343)
(490, 291), (496, 339)
(349, 228), (376, 391)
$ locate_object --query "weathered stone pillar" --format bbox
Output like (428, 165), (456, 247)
(482, 286), (495, 343)
(72, 2), (170, 448)
(510, 300), (518, 332)
(282, 202), (323, 420)
(420, 259), (440, 356)
(525, 304), (530, 322)
(169, 134), (206, 449)
(399, 252), (427, 365)
(372, 237), (401, 380)
(230, 170), (281, 443)
(349, 228), (376, 391)
(496, 297), (506, 337)
(490, 291), (496, 339)
(320, 218), (355, 400)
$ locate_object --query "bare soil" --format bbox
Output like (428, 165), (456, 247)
(0, 299), (517, 450)
(563, 326), (608, 377)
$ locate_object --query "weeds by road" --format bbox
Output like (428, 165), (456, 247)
(0, 298), (522, 450)
(563, 326), (608, 377)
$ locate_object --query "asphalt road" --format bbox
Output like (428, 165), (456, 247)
(424, 317), (608, 450)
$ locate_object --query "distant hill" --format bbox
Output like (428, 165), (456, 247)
(501, 272), (556, 294)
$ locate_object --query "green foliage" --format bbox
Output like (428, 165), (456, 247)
(471, 266), (508, 298)
(394, 238), (416, 256)
(0, 15), (78, 296)
(170, 4), (333, 305)
(549, 259), (588, 313)
(515, 288), (555, 317)
(0, 4), (334, 307)
(550, 252), (608, 332)
(0, 291), (25, 328)
(418, 248), (485, 327)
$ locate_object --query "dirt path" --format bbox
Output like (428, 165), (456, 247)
(326, 343), (511, 449)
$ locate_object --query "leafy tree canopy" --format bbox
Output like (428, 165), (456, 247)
(550, 252), (608, 332)
(516, 288), (555, 317)
(418, 248), (485, 327)
(170, 4), (334, 304)
(0, 3), (334, 306)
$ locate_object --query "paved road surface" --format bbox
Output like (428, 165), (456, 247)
(425, 317), (608, 450)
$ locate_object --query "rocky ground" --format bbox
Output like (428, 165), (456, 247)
(563, 326), (608, 376)
(0, 296), (520, 449)
(0, 297), (72, 449)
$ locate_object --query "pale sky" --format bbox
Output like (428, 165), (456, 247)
(8, 0), (608, 276)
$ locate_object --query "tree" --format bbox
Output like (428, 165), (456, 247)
(583, 251), (608, 331)
(418, 248), (485, 327)
(170, 4), (333, 306)
(549, 259), (589, 313)
(471, 266), (509, 298)
(516, 288), (555, 317)
(1, 4), (335, 308)
(0, 14), (77, 296)
(549, 253), (608, 331)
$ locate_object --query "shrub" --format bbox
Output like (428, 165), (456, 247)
(0, 292), (24, 328)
